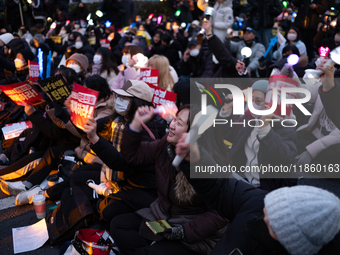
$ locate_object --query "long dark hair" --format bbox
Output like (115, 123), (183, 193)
(83, 75), (112, 101)
(96, 47), (119, 76)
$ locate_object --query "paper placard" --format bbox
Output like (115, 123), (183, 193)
(100, 39), (110, 48)
(148, 83), (177, 108)
(139, 68), (159, 87)
(0, 81), (44, 106)
(39, 74), (71, 104)
(70, 83), (99, 130)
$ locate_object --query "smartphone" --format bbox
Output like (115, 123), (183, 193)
(145, 220), (172, 235)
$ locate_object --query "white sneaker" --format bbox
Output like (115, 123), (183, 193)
(15, 186), (42, 205)
(0, 180), (26, 196)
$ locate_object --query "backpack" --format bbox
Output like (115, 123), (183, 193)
(46, 185), (95, 245)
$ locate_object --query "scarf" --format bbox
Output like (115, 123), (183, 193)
(92, 64), (102, 75)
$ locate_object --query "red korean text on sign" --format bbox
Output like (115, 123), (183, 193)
(70, 83), (99, 130)
(0, 81), (44, 106)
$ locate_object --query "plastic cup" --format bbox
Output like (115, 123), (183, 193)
(32, 194), (46, 219)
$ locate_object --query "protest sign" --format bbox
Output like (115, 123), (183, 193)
(100, 39), (110, 48)
(88, 36), (96, 45)
(2, 121), (33, 140)
(140, 68), (159, 87)
(148, 83), (177, 108)
(51, 36), (62, 44)
(266, 75), (299, 119)
(28, 60), (40, 80)
(70, 83), (99, 130)
(0, 81), (44, 106)
(39, 74), (71, 104)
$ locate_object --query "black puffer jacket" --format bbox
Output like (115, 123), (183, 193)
(91, 115), (167, 189)
(245, 0), (282, 29)
(179, 39), (215, 78)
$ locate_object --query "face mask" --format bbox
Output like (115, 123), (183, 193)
(335, 34), (340, 45)
(67, 64), (81, 73)
(14, 58), (25, 69)
(74, 24), (80, 29)
(287, 33), (297, 41)
(250, 102), (265, 119)
(59, 30), (66, 36)
(114, 97), (130, 116)
(121, 54), (130, 66)
(75, 41), (83, 49)
(190, 48), (200, 57)
(93, 55), (102, 65)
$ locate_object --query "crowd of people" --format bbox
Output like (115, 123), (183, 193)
(0, 0), (339, 254)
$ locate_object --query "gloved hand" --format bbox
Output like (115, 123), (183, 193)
(296, 151), (313, 166)
(280, 63), (294, 78)
(53, 102), (70, 123)
(163, 225), (185, 240)
(258, 56), (266, 69)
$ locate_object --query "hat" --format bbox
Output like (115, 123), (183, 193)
(129, 27), (138, 35)
(244, 27), (256, 34)
(0, 33), (14, 45)
(66, 53), (89, 71)
(252, 80), (268, 95)
(188, 39), (199, 47)
(264, 185), (340, 255)
(18, 49), (35, 62)
(112, 80), (153, 102)
(191, 20), (199, 27)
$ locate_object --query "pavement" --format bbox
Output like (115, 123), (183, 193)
(0, 189), (62, 255)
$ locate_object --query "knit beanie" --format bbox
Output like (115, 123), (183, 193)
(18, 49), (35, 63)
(66, 53), (89, 72)
(0, 33), (14, 45)
(264, 185), (340, 255)
(252, 80), (268, 95)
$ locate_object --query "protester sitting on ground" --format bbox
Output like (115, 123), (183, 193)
(38, 80), (167, 225)
(176, 137), (340, 254)
(91, 47), (119, 87)
(0, 67), (80, 186)
(147, 55), (176, 91)
(273, 27), (307, 61)
(2, 75), (114, 202)
(228, 27), (266, 77)
(65, 53), (89, 82)
(110, 104), (229, 255)
(111, 45), (147, 90)
(292, 58), (340, 168)
(218, 80), (297, 190)
(0, 49), (35, 85)
(202, 19), (250, 82)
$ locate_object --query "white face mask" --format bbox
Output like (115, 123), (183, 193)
(287, 33), (297, 41)
(190, 48), (199, 57)
(67, 64), (81, 73)
(114, 97), (130, 116)
(75, 41), (83, 49)
(250, 102), (265, 119)
(14, 58), (25, 69)
(74, 24), (80, 29)
(212, 54), (219, 64)
(121, 54), (130, 66)
(93, 55), (102, 65)
(59, 30), (66, 36)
